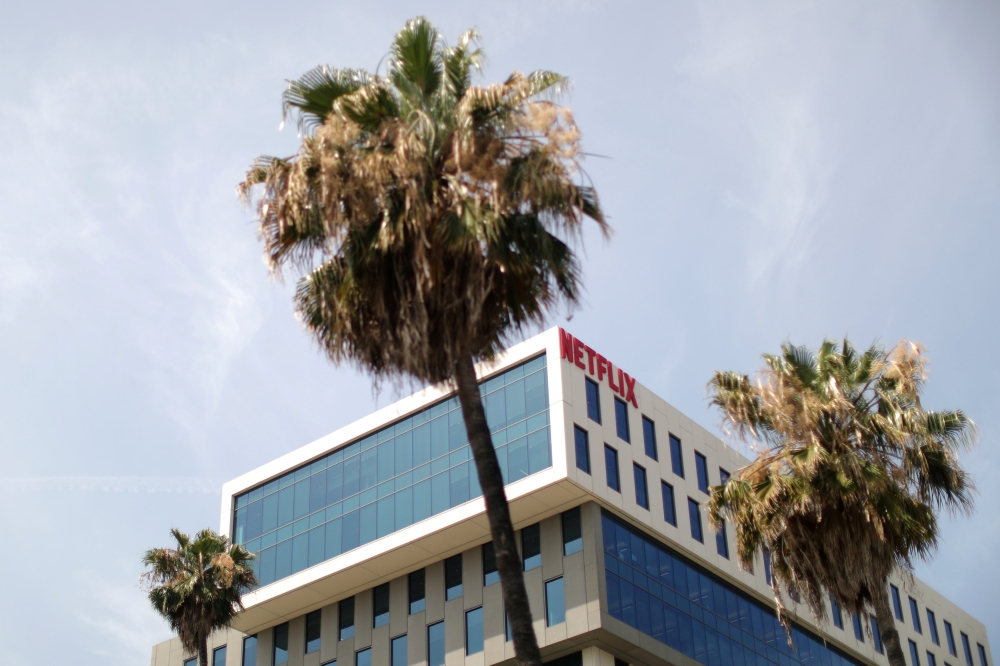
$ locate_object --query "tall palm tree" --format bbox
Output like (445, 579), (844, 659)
(707, 340), (976, 666)
(238, 17), (605, 666)
(142, 529), (257, 666)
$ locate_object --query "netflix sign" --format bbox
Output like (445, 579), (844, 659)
(558, 328), (638, 408)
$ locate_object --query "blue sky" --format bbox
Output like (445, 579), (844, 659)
(0, 2), (997, 664)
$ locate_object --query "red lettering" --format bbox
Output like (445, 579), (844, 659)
(559, 328), (574, 362)
(585, 346), (597, 375)
(624, 373), (637, 408)
(617, 369), (625, 397)
(573, 338), (586, 370)
(608, 361), (619, 392)
(596, 355), (607, 381)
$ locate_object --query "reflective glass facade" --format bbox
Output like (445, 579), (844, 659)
(602, 511), (863, 666)
(233, 355), (550, 587)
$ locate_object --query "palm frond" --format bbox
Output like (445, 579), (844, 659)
(283, 66), (370, 134)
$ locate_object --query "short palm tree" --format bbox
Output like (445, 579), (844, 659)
(707, 340), (976, 666)
(142, 529), (257, 666)
(238, 17), (605, 666)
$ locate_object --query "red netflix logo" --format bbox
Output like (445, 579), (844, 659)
(558, 328), (638, 408)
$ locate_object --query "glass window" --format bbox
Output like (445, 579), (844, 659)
(466, 607), (484, 655)
(656, 482), (675, 527)
(605, 445), (620, 492)
(522, 523), (541, 571)
(574, 425), (591, 474)
(585, 378), (601, 423)
(715, 520), (729, 559)
(339, 597), (355, 640)
(615, 398), (630, 442)
(427, 621), (445, 666)
(355, 648), (371, 666)
(963, 632), (974, 666)
(695, 452), (709, 494)
(633, 464), (649, 509)
(763, 548), (772, 585)
(719, 468), (730, 484)
(408, 569), (425, 614)
(242, 636), (258, 666)
(873, 618), (884, 654)
(688, 498), (703, 543)
(930, 653), (939, 666)
(274, 623), (289, 666)
(928, 609), (940, 645)
(911, 641), (923, 666)
(892, 584), (904, 620)
(669, 434), (684, 477)
(562, 507), (583, 555)
(505, 611), (512, 642)
(373, 583), (390, 628)
(213, 647), (227, 666)
(945, 621), (957, 656)
(306, 610), (321, 653)
(910, 597), (923, 633)
(185, 659), (197, 666)
(483, 541), (500, 585)
(642, 416), (657, 460)
(445, 554), (463, 600)
(830, 594), (843, 629)
(853, 613), (865, 642)
(545, 577), (566, 626)
(979, 644), (988, 666)
(391, 635), (407, 666)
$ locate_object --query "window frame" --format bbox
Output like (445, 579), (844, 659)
(408, 569), (426, 614)
(242, 636), (258, 666)
(273, 622), (290, 666)
(633, 463), (649, 509)
(695, 451), (710, 494)
(445, 554), (463, 600)
(605, 444), (620, 492)
(830, 593), (843, 629)
(544, 576), (566, 627)
(482, 541), (500, 586)
(642, 415), (657, 460)
(427, 621), (445, 666)
(573, 425), (591, 474)
(561, 507), (583, 555)
(585, 377), (601, 423)
(927, 609), (940, 645)
(213, 646), (228, 666)
(910, 597), (923, 633)
(305, 609), (322, 654)
(373, 582), (390, 628)
(853, 613), (865, 643)
(390, 634), (408, 666)
(944, 620), (957, 656)
(688, 497), (703, 543)
(892, 584), (904, 621)
(465, 606), (485, 656)
(614, 397), (630, 442)
(522, 523), (541, 571)
(669, 434), (684, 477)
(661, 481), (677, 526)
(911, 640), (923, 666)
(715, 519), (729, 559)
(873, 617), (884, 654)
(962, 632), (974, 666)
(355, 648), (371, 666)
(338, 597), (355, 641)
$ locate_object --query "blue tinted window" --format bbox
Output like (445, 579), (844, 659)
(695, 452), (709, 494)
(963, 633), (974, 666)
(669, 434), (684, 477)
(687, 498), (703, 542)
(912, 641), (923, 666)
(715, 521), (729, 559)
(910, 598), (923, 633)
(633, 464), (649, 510)
(273, 623), (289, 666)
(562, 507), (583, 555)
(605, 446), (620, 492)
(427, 622), (445, 666)
(831, 594), (843, 629)
(892, 585), (904, 620)
(242, 636), (257, 666)
(373, 583), (390, 628)
(979, 644), (988, 666)
(305, 610), (321, 653)
(235, 356), (551, 587)
(661, 482), (677, 526)
(763, 548), (772, 585)
(585, 378), (601, 423)
(213, 647), (227, 666)
(391, 635), (407, 666)
(945, 621), (957, 656)
(466, 607), (484, 655)
(546, 577), (566, 626)
(445, 555), (463, 600)
(185, 659), (196, 666)
(873, 617), (884, 654)
(482, 542), (500, 585)
(853, 613), (865, 642)
(615, 398), (630, 442)
(355, 648), (371, 666)
(523, 523), (541, 571)
(928, 609), (940, 645)
(930, 653), (939, 666)
(642, 416), (657, 460)
(408, 569), (425, 614)
(339, 598), (354, 640)
(574, 425), (590, 474)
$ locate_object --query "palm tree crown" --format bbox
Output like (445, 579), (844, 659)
(142, 528), (257, 666)
(707, 339), (976, 666)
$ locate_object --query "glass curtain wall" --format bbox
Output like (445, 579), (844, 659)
(234, 354), (550, 587)
(601, 511), (864, 666)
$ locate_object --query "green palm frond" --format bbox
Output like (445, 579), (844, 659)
(283, 66), (371, 134)
(388, 17), (443, 104)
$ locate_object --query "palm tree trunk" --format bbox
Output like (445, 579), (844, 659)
(454, 354), (543, 666)
(199, 633), (209, 666)
(874, 584), (906, 666)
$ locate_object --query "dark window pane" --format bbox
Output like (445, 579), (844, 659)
(763, 548), (772, 586)
(979, 644), (988, 666)
(634, 464), (649, 509)
(391, 635), (407, 666)
(355, 648), (371, 666)
(831, 594), (843, 629)
(873, 618), (884, 654)
(695, 452), (709, 494)
(642, 416), (657, 460)
(574, 425), (591, 474)
(428, 622), (445, 666)
(522, 524), (541, 571)
(373, 583), (390, 628)
(185, 659), (197, 666)
(670, 435), (684, 477)
(688, 498), (703, 543)
(213, 647), (227, 666)
(662, 482), (677, 526)
(928, 610), (940, 645)
(910, 598), (923, 633)
(546, 577), (566, 626)
(562, 507), (583, 555)
(615, 398), (630, 442)
(445, 554), (463, 600)
(483, 542), (500, 586)
(242, 636), (257, 666)
(716, 521), (729, 559)
(930, 653), (939, 666)
(339, 597), (355, 640)
(466, 607), (484, 655)
(273, 623), (289, 666)
(719, 468), (730, 484)
(963, 633), (974, 666)
(912, 641), (922, 666)
(586, 378), (601, 423)
(409, 569), (426, 614)
(945, 621), (957, 656)
(605, 445), (620, 492)
(306, 610), (322, 653)
(854, 613), (865, 642)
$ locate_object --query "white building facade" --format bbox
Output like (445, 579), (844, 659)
(150, 328), (993, 666)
